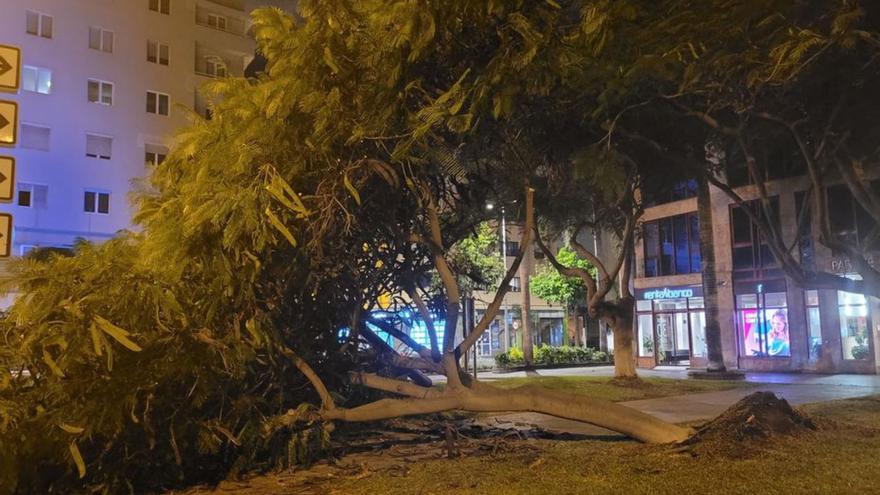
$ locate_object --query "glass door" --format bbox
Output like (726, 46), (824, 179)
(655, 313), (675, 365)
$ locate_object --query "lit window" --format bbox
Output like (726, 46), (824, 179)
(148, 0), (170, 15)
(509, 276), (521, 292)
(736, 291), (790, 358)
(86, 134), (112, 160)
(146, 91), (170, 115)
(145, 143), (169, 166)
(805, 290), (822, 361)
(839, 290), (870, 360)
(207, 14), (227, 31)
(88, 79), (113, 105)
(17, 183), (48, 209)
(20, 124), (50, 151)
(84, 191), (110, 214)
(147, 40), (169, 65)
(21, 66), (52, 94)
(26, 11), (53, 38)
(89, 27), (114, 53)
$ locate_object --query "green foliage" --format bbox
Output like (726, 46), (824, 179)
(441, 223), (505, 293)
(495, 345), (607, 368)
(530, 247), (595, 306)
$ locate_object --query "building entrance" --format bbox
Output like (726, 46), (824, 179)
(654, 312), (691, 366)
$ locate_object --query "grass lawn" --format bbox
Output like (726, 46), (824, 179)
(331, 395), (880, 495)
(480, 375), (755, 402)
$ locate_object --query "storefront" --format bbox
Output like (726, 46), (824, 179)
(635, 284), (707, 368)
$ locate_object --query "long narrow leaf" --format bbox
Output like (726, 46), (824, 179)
(94, 315), (143, 352)
(69, 442), (86, 479)
(265, 207), (298, 247)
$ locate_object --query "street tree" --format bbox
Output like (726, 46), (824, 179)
(530, 246), (594, 346)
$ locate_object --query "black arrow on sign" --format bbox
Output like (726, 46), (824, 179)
(0, 56), (11, 78)
(0, 112), (8, 131)
(0, 171), (6, 184)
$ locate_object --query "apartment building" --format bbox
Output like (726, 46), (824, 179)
(633, 176), (880, 374)
(0, 0), (256, 256)
(469, 222), (617, 359)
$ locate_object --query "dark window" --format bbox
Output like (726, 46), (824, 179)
(500, 241), (519, 257)
(689, 213), (702, 272)
(826, 184), (880, 252)
(729, 198), (781, 282)
(828, 185), (857, 245)
(84, 191), (110, 214)
(18, 189), (31, 207)
(644, 222), (659, 277)
(643, 212), (701, 277)
(643, 179), (697, 206)
(795, 192), (814, 271)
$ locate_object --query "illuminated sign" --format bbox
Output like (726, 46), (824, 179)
(636, 285), (703, 301)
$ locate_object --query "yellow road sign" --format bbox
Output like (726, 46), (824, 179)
(0, 156), (14, 202)
(0, 45), (21, 92)
(0, 213), (11, 258)
(0, 100), (17, 146)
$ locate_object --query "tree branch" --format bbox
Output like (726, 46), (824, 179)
(280, 346), (336, 411)
(408, 287), (440, 362)
(349, 372), (442, 399)
(457, 186), (534, 356)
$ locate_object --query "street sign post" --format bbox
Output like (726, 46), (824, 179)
(0, 156), (14, 202)
(0, 99), (18, 146)
(0, 45), (21, 93)
(0, 213), (11, 257)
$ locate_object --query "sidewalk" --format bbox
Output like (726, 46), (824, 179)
(472, 366), (880, 437)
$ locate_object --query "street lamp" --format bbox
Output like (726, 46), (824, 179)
(487, 202), (510, 352)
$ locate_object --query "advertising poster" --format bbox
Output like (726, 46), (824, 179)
(741, 308), (791, 357)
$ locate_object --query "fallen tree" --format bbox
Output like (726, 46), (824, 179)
(277, 185), (690, 444)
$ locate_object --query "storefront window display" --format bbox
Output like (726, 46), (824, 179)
(635, 287), (705, 365)
(737, 292), (790, 357)
(805, 290), (822, 360)
(839, 291), (871, 360)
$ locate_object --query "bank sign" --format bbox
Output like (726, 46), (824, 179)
(636, 285), (703, 301)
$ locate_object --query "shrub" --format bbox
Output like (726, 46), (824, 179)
(494, 345), (609, 368)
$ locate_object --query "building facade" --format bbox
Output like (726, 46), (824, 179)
(0, 0), (256, 257)
(633, 176), (880, 374)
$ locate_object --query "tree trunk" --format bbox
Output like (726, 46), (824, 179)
(608, 298), (637, 378)
(322, 382), (692, 444)
(566, 305), (579, 346)
(521, 248), (534, 366)
(697, 175), (726, 371)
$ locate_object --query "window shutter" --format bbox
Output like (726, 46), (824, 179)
(33, 185), (48, 208)
(41, 15), (52, 38)
(89, 27), (101, 49)
(21, 125), (50, 151)
(102, 31), (113, 52)
(86, 134), (112, 159)
(26, 11), (39, 34)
